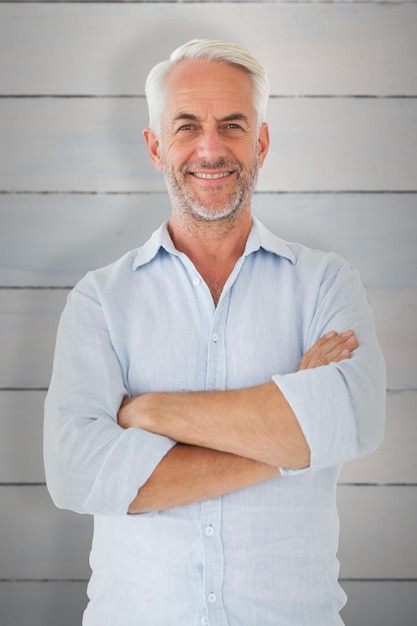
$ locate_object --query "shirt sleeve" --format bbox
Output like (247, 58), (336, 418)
(273, 259), (386, 473)
(43, 276), (176, 516)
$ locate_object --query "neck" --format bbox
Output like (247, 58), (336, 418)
(168, 209), (253, 305)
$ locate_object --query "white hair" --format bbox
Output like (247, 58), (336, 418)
(144, 39), (269, 136)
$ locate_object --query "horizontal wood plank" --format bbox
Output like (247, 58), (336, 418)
(0, 193), (171, 288)
(338, 485), (417, 578)
(340, 581), (417, 626)
(1, 98), (416, 192)
(0, 288), (415, 389)
(0, 390), (46, 483)
(0, 289), (68, 388)
(0, 581), (87, 626)
(368, 289), (417, 390)
(0, 3), (416, 96)
(0, 486), (92, 579)
(1, 389), (415, 485)
(339, 390), (417, 485)
(2, 192), (416, 289)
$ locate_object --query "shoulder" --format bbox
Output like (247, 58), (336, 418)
(73, 248), (140, 298)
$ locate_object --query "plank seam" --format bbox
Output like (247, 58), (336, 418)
(0, 577), (415, 583)
(1, 94), (416, 99)
(1, 190), (416, 196)
(2, 1), (417, 6)
(2, 482), (417, 487)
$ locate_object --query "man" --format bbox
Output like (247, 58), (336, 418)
(44, 39), (386, 625)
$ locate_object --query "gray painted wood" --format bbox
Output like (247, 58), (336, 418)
(0, 486), (92, 580)
(0, 0), (415, 618)
(339, 390), (417, 485)
(1, 3), (416, 96)
(338, 485), (417, 579)
(340, 581), (417, 626)
(0, 289), (68, 388)
(369, 289), (417, 390)
(0, 390), (46, 483)
(2, 193), (416, 288)
(0, 582), (87, 626)
(0, 193), (171, 288)
(1, 98), (416, 192)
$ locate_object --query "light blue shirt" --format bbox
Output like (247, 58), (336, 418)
(44, 218), (385, 625)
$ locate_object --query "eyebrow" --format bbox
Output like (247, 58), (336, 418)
(173, 112), (249, 124)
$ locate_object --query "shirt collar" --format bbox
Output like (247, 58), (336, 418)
(132, 217), (296, 271)
(245, 217), (296, 263)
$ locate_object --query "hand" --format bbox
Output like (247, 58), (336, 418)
(118, 395), (145, 429)
(299, 330), (358, 370)
(118, 392), (168, 430)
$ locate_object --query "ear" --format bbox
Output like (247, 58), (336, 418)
(257, 122), (270, 168)
(143, 128), (164, 171)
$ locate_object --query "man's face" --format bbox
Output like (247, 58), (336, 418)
(145, 58), (269, 223)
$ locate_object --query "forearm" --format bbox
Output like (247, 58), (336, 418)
(128, 442), (280, 513)
(120, 381), (310, 469)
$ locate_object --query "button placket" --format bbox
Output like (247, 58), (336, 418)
(200, 498), (227, 624)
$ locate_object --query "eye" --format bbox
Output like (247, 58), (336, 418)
(221, 123), (246, 136)
(178, 124), (195, 131)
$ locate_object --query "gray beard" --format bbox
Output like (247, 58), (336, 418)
(163, 158), (259, 223)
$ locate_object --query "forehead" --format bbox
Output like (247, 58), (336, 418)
(163, 58), (256, 119)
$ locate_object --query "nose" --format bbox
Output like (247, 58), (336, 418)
(196, 126), (227, 162)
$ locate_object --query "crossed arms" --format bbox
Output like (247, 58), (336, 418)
(118, 330), (359, 513)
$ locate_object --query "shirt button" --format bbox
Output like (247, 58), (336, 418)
(205, 525), (214, 536)
(193, 277), (200, 286)
(211, 333), (219, 343)
(208, 592), (216, 604)
(201, 617), (208, 626)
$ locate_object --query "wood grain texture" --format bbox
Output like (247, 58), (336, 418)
(338, 485), (417, 579)
(0, 289), (68, 388)
(339, 390), (417, 485)
(0, 390), (46, 483)
(1, 3), (416, 96)
(1, 98), (416, 192)
(0, 0), (415, 616)
(0, 582), (87, 626)
(0, 486), (92, 580)
(368, 289), (417, 390)
(340, 581), (417, 626)
(2, 193), (416, 288)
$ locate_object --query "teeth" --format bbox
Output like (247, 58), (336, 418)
(193, 172), (231, 179)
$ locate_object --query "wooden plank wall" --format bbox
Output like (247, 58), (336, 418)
(0, 2), (416, 624)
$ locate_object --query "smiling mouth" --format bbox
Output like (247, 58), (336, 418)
(192, 171), (232, 180)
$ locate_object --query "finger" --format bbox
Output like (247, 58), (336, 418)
(318, 330), (357, 355)
(330, 349), (352, 363)
(325, 336), (359, 362)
